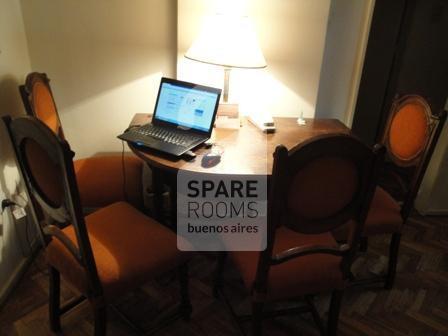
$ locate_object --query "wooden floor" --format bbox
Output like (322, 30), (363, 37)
(1, 213), (447, 335)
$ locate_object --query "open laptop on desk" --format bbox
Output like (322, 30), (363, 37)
(118, 77), (221, 157)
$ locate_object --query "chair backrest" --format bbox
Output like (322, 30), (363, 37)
(2, 115), (102, 296)
(19, 72), (65, 139)
(381, 95), (447, 219)
(19, 72), (144, 211)
(254, 134), (384, 293)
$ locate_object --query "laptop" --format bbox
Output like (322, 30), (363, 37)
(118, 77), (221, 157)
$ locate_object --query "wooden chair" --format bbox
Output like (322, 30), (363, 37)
(19, 72), (144, 210)
(215, 134), (384, 336)
(335, 95), (447, 289)
(3, 115), (192, 335)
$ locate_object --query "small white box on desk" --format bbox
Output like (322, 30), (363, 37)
(215, 103), (241, 129)
(248, 113), (276, 133)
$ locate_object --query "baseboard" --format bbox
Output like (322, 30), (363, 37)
(0, 240), (41, 309)
(416, 208), (448, 216)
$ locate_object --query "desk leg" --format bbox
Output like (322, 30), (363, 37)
(168, 174), (177, 232)
(152, 166), (165, 224)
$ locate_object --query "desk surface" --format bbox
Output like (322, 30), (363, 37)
(129, 114), (349, 175)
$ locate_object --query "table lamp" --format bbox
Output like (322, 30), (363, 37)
(185, 13), (272, 131)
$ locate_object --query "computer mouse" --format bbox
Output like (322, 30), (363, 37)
(201, 152), (221, 168)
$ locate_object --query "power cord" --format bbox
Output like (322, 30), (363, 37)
(11, 194), (33, 257)
(1, 199), (16, 214)
(120, 125), (141, 204)
(1, 196), (48, 275)
(1, 198), (30, 257)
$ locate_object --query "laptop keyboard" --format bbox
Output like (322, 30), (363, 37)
(130, 124), (202, 147)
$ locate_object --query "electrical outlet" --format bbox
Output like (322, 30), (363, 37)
(12, 206), (26, 220)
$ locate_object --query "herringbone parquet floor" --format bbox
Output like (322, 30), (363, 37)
(0, 213), (447, 335)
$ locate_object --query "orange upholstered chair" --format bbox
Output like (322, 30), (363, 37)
(19, 72), (144, 210)
(215, 134), (384, 336)
(336, 95), (447, 289)
(3, 115), (191, 335)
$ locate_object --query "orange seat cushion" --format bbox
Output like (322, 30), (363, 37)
(333, 187), (402, 240)
(230, 227), (345, 301)
(74, 155), (143, 209)
(46, 202), (189, 299)
(389, 103), (429, 161)
(363, 186), (402, 236)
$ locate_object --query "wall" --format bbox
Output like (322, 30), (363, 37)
(315, 0), (375, 126)
(416, 113), (448, 214)
(0, 0), (35, 304)
(177, 0), (331, 118)
(20, 0), (178, 158)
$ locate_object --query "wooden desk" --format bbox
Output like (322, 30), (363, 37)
(129, 114), (349, 176)
(128, 114), (349, 224)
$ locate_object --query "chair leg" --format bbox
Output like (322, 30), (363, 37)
(359, 237), (368, 253)
(213, 252), (227, 298)
(49, 267), (61, 332)
(251, 301), (264, 336)
(305, 295), (326, 336)
(152, 167), (166, 224)
(179, 262), (193, 321)
(385, 232), (401, 290)
(327, 290), (343, 336)
(93, 304), (107, 336)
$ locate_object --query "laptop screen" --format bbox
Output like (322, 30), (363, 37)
(153, 78), (221, 133)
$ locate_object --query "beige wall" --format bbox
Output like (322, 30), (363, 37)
(315, 0), (374, 126)
(416, 121), (448, 214)
(20, 0), (178, 158)
(177, 0), (331, 118)
(0, 0), (34, 304)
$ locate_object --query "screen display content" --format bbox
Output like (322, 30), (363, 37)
(154, 82), (219, 132)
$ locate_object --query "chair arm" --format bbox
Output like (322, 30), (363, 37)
(271, 244), (349, 265)
(43, 225), (82, 263)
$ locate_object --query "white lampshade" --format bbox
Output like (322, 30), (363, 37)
(185, 14), (267, 69)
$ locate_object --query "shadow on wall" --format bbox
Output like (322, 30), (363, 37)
(0, 75), (26, 200)
(0, 75), (27, 261)
(19, 0), (177, 158)
(20, 0), (177, 111)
